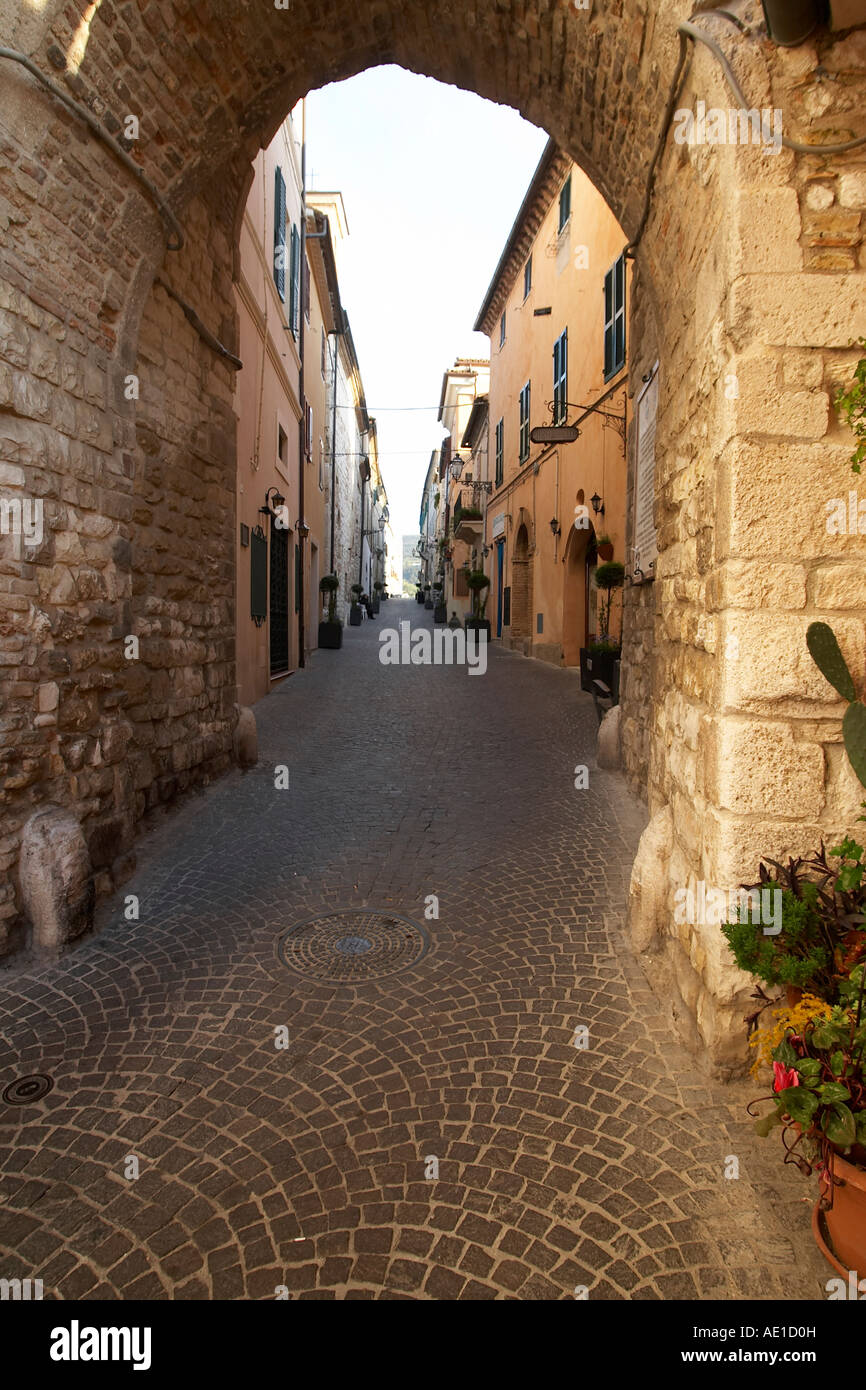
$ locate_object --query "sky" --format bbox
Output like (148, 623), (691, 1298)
(304, 66), (548, 542)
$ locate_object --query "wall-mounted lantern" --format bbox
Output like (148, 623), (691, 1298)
(590, 493), (605, 518)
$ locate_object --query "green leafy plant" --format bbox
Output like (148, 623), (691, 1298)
(319, 573), (340, 625)
(807, 621), (866, 788)
(835, 338), (866, 474)
(749, 973), (866, 1174)
(593, 560), (625, 641)
(722, 842), (866, 1003)
(467, 569), (491, 620)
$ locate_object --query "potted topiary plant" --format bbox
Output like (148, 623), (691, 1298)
(318, 574), (342, 649)
(433, 580), (447, 624)
(465, 570), (491, 641)
(373, 580), (383, 614)
(581, 561), (625, 690)
(349, 582), (363, 625)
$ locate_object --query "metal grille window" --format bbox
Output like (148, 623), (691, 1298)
(495, 418), (504, 487)
(273, 168), (286, 302)
(269, 516), (290, 676)
(604, 253), (626, 381)
(553, 330), (568, 425)
(558, 175), (571, 232)
(519, 382), (531, 463)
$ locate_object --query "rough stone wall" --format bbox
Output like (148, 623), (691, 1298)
(0, 0), (863, 1078)
(623, 24), (866, 1071)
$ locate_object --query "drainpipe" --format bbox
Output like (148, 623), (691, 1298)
(760, 0), (826, 46)
(297, 98), (307, 668)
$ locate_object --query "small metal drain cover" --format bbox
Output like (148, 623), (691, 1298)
(277, 910), (430, 982)
(2, 1074), (53, 1106)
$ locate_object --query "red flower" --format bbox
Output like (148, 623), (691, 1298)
(773, 1061), (800, 1092)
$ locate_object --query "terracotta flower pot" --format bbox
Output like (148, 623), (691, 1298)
(813, 1150), (866, 1282)
(597, 541), (614, 562)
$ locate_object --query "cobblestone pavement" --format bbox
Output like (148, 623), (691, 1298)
(0, 602), (827, 1299)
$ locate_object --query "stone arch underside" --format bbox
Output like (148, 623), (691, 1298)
(1, 0), (865, 1067)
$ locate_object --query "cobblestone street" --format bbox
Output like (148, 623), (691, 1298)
(0, 605), (827, 1300)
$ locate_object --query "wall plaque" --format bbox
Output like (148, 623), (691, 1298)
(632, 364), (659, 581)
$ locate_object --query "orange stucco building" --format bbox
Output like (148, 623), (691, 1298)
(473, 140), (631, 673)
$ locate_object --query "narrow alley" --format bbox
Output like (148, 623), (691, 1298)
(0, 608), (826, 1300)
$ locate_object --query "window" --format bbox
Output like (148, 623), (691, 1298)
(273, 167), (286, 302)
(305, 403), (313, 460)
(495, 418), (504, 487)
(553, 330), (568, 425)
(499, 311), (506, 348)
(289, 223), (300, 337)
(519, 382), (531, 463)
(558, 176), (571, 233)
(321, 327), (326, 378)
(278, 423), (288, 468)
(523, 257), (532, 300)
(604, 253), (626, 381)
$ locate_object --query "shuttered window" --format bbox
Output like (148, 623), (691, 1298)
(519, 382), (531, 463)
(558, 176), (571, 232)
(553, 330), (568, 425)
(273, 168), (287, 302)
(604, 253), (626, 381)
(289, 224), (300, 337)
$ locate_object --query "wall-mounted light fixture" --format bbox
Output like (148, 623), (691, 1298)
(590, 493), (605, 518)
(260, 486), (285, 520)
(549, 517), (561, 537)
(295, 519), (310, 538)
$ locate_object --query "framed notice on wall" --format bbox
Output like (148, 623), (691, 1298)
(632, 362), (659, 582)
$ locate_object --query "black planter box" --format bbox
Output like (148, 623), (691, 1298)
(349, 604), (362, 626)
(434, 603), (447, 624)
(372, 598), (380, 614)
(415, 592), (424, 604)
(424, 598), (434, 610)
(318, 620), (343, 649)
(465, 618), (491, 641)
(580, 646), (619, 691)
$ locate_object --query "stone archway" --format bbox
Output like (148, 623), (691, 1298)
(1, 1), (865, 1064)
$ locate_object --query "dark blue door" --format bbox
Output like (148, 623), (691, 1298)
(496, 539), (505, 637)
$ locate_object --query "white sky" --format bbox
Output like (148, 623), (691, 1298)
(305, 66), (548, 541)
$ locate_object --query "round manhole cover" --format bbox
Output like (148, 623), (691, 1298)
(2, 1074), (53, 1106)
(277, 910), (430, 982)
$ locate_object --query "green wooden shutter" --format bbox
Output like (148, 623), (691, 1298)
(273, 168), (286, 302)
(289, 224), (300, 336)
(604, 254), (626, 381)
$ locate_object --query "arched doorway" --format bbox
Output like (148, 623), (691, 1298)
(2, 2), (864, 1061)
(511, 522), (532, 654)
(562, 521), (596, 669)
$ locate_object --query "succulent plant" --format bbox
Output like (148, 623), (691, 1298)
(807, 621), (866, 788)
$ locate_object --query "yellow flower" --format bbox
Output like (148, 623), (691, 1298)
(748, 994), (833, 1079)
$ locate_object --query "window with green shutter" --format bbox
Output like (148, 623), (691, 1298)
(558, 176), (571, 233)
(604, 253), (626, 381)
(273, 168), (286, 302)
(553, 330), (568, 425)
(289, 223), (300, 337)
(519, 382), (531, 463)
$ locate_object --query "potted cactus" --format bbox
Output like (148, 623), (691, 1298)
(349, 582), (363, 626)
(318, 574), (342, 649)
(465, 570), (491, 641)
